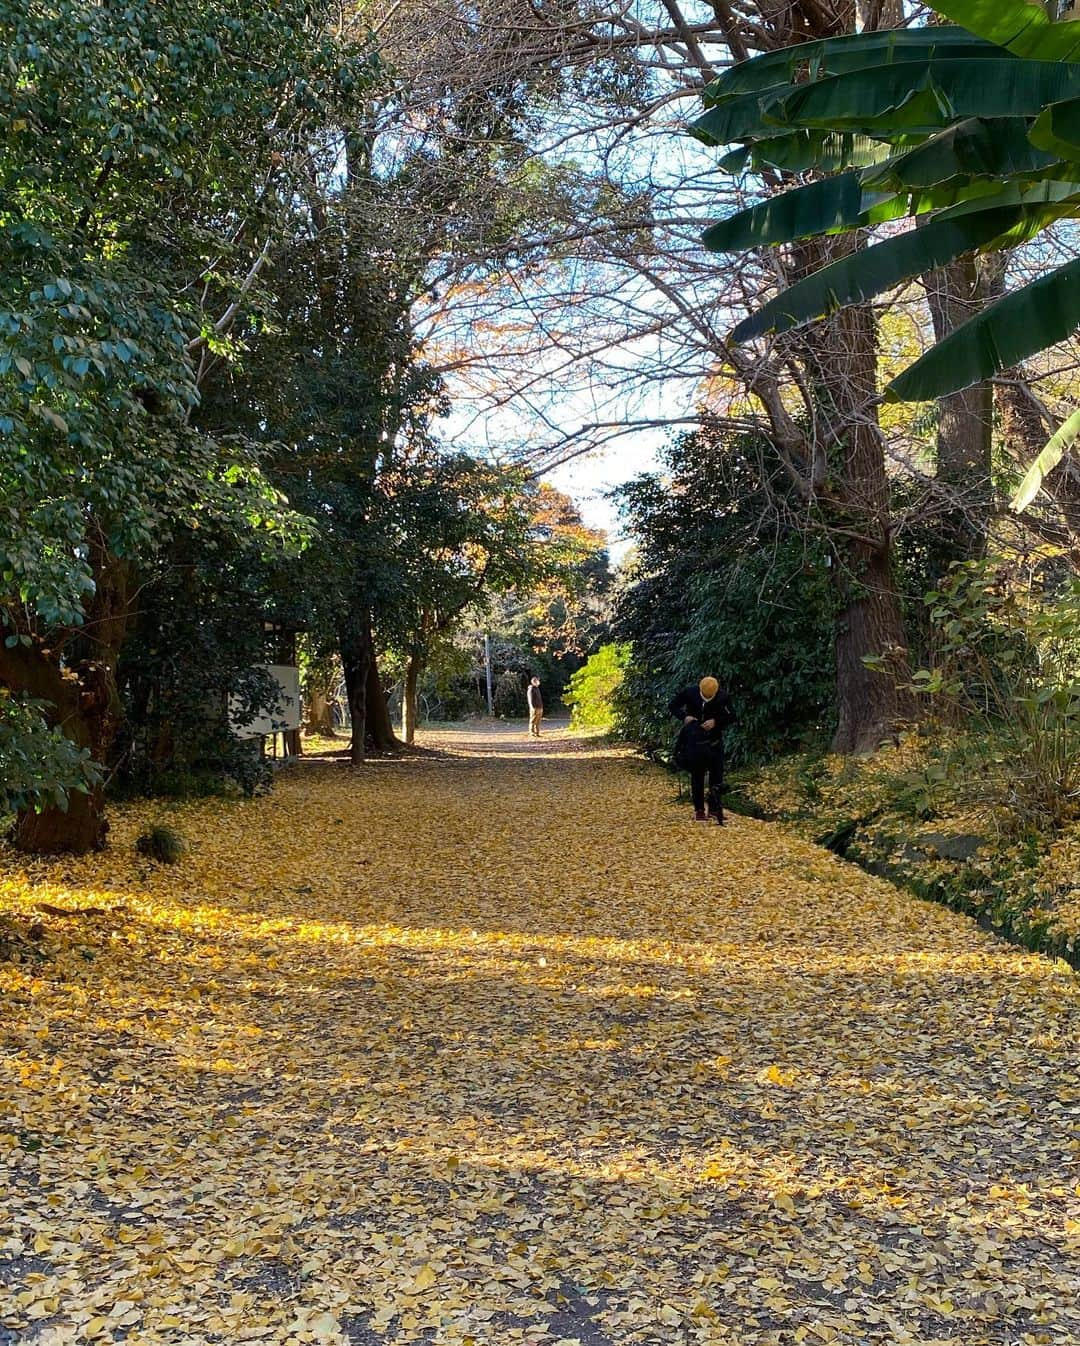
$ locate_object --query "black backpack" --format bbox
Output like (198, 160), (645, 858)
(673, 720), (710, 771)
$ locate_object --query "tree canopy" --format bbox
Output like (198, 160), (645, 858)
(693, 0), (1080, 504)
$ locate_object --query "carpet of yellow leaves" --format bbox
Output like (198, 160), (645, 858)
(741, 739), (1080, 958)
(1032, 832), (1080, 945)
(3, 724), (1080, 1346)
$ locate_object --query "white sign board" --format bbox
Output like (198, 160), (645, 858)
(230, 664), (301, 739)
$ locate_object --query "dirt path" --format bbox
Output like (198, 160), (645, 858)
(3, 728), (1080, 1345)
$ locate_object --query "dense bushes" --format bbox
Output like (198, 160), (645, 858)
(612, 430), (836, 763)
(726, 560), (1080, 966)
(564, 643), (630, 729)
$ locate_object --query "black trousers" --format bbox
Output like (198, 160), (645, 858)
(689, 744), (724, 814)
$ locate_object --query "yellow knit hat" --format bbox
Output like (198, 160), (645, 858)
(699, 676), (719, 700)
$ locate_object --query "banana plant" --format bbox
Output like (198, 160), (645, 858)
(693, 0), (1080, 512)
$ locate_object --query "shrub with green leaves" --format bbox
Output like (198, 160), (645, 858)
(900, 562), (1080, 829)
(564, 643), (630, 730)
(0, 693), (100, 816)
(135, 824), (186, 864)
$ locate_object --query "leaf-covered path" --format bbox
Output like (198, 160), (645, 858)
(3, 726), (1080, 1346)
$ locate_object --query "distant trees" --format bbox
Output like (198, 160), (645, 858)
(480, 486), (613, 710)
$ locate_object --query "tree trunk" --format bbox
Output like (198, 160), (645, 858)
(3, 646), (111, 853)
(402, 651), (423, 744)
(304, 687), (335, 736)
(340, 624), (372, 765)
(366, 655), (399, 753)
(5, 542), (130, 853)
(858, 0), (904, 26)
(830, 537), (915, 753)
(923, 254), (1001, 569)
(15, 781), (108, 853)
(798, 247), (916, 754)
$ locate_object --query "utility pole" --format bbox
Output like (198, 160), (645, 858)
(484, 633), (494, 715)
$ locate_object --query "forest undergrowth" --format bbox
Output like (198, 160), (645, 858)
(734, 733), (1080, 971)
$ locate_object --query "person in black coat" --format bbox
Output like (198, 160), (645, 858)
(669, 676), (736, 824)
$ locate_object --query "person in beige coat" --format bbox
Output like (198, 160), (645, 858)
(527, 676), (543, 738)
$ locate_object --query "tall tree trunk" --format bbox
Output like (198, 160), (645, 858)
(402, 650), (423, 744)
(798, 246), (916, 754)
(366, 655), (399, 753)
(2, 643), (111, 853)
(858, 0), (904, 26)
(830, 536), (915, 754)
(923, 254), (1001, 569)
(340, 622), (372, 765)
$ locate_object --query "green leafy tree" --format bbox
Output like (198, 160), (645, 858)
(115, 514), (308, 798)
(613, 430), (837, 764)
(377, 454), (544, 743)
(0, 0), (371, 849)
(564, 643), (631, 731)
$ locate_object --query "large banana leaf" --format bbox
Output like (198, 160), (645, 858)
(929, 0), (1080, 63)
(692, 87), (799, 146)
(694, 53), (1079, 147)
(931, 175), (1080, 247)
(779, 59), (1080, 136)
(702, 173), (878, 251)
(1030, 94), (1080, 157)
(887, 255), (1080, 402)
(725, 131), (898, 175)
(703, 173), (1030, 253)
(1012, 407), (1080, 512)
(703, 27), (1001, 102)
(731, 204), (1035, 343)
(863, 117), (1061, 190)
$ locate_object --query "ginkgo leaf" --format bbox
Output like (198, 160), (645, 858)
(309, 1311), (343, 1339)
(413, 1262), (438, 1291)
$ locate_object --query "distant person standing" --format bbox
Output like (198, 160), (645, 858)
(669, 675), (736, 824)
(527, 676), (544, 738)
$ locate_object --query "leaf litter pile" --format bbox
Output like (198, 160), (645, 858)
(3, 725), (1080, 1346)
